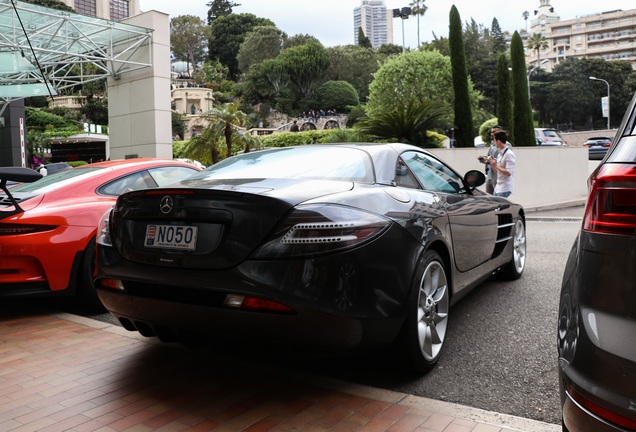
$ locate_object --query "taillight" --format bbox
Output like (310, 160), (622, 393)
(96, 208), (113, 246)
(583, 164), (636, 235)
(0, 224), (56, 235)
(252, 204), (391, 258)
(566, 384), (636, 430)
(224, 294), (295, 314)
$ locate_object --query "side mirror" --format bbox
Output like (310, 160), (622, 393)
(464, 170), (485, 188)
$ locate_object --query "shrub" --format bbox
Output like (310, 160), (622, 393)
(315, 81), (359, 111)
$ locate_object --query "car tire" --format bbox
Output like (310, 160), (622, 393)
(499, 217), (526, 280)
(399, 250), (450, 374)
(75, 238), (105, 311)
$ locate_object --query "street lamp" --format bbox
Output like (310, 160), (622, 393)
(589, 76), (610, 130)
(392, 7), (412, 53)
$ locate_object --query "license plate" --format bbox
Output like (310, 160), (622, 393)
(145, 224), (198, 250)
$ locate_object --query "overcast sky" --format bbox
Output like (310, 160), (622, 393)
(139, 0), (631, 49)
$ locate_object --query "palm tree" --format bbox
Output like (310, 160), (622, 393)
(355, 98), (448, 148)
(206, 102), (248, 157)
(522, 11), (529, 32)
(182, 125), (222, 165)
(526, 32), (549, 65)
(409, 0), (428, 47)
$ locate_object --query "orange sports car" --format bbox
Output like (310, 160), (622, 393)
(0, 158), (200, 308)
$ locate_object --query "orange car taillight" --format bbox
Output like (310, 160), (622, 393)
(0, 224), (57, 235)
(566, 384), (636, 430)
(583, 164), (636, 235)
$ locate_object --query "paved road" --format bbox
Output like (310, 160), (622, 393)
(68, 205), (585, 426)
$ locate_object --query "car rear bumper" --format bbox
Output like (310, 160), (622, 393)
(96, 286), (403, 350)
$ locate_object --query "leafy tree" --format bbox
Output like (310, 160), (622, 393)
(23, 0), (73, 11)
(277, 42), (330, 98)
(357, 27), (372, 48)
(367, 50), (479, 122)
(356, 99), (448, 147)
(526, 33), (549, 64)
(496, 53), (513, 137)
(421, 35), (450, 56)
(491, 18), (507, 54)
(448, 5), (474, 147)
(510, 31), (534, 146)
(208, 102), (249, 157)
(172, 112), (185, 140)
(326, 45), (380, 102)
(283, 34), (322, 50)
(206, 0), (239, 25)
(81, 98), (108, 126)
(182, 123), (222, 164)
(171, 15), (210, 73)
(522, 11), (530, 32)
(237, 26), (286, 74)
(409, 0), (428, 46)
(377, 44), (403, 57)
(208, 13), (275, 79)
(315, 81), (359, 111)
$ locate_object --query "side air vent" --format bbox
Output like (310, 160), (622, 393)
(492, 213), (514, 257)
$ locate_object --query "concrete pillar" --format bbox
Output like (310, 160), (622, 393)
(107, 10), (172, 160)
(0, 100), (27, 167)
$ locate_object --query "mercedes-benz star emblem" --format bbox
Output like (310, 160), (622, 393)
(159, 196), (173, 214)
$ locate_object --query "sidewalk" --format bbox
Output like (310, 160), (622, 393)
(0, 308), (560, 432)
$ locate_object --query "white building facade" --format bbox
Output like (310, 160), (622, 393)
(353, 0), (393, 48)
(527, 0), (636, 71)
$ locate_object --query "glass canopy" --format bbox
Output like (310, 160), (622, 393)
(0, 0), (153, 105)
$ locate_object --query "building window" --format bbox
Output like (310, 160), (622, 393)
(75, 0), (97, 17)
(110, 0), (130, 21)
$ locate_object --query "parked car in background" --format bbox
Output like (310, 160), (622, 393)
(95, 143), (527, 373)
(582, 136), (613, 160)
(558, 92), (636, 430)
(38, 161), (72, 175)
(535, 128), (567, 146)
(0, 159), (200, 309)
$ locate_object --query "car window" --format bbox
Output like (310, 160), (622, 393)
(189, 147), (375, 183)
(400, 151), (463, 194)
(100, 172), (148, 196)
(7, 167), (103, 194)
(148, 166), (199, 187)
(394, 159), (420, 189)
(543, 130), (562, 139)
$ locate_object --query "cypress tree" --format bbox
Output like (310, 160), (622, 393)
(510, 31), (535, 146)
(496, 53), (513, 141)
(357, 27), (372, 49)
(448, 5), (474, 147)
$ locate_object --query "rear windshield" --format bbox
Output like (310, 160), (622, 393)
(543, 130), (563, 139)
(187, 146), (375, 183)
(6, 167), (103, 194)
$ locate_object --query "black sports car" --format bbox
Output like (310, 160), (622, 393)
(95, 143), (526, 373)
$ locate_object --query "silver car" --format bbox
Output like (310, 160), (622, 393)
(558, 92), (636, 430)
(535, 128), (567, 146)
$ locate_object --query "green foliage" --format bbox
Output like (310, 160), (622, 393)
(510, 31), (534, 146)
(367, 50), (478, 121)
(357, 27), (372, 48)
(26, 107), (76, 131)
(526, 33), (549, 62)
(278, 42), (330, 97)
(260, 129), (331, 147)
(206, 0), (239, 24)
(172, 112), (185, 139)
(68, 161), (88, 167)
(208, 14), (276, 79)
(237, 26), (286, 74)
(315, 81), (359, 111)
(377, 44), (403, 57)
(283, 34), (322, 50)
(355, 98), (449, 147)
(171, 15), (211, 72)
(496, 53), (513, 137)
(448, 5), (475, 147)
(326, 45), (380, 102)
(81, 98), (108, 126)
(491, 18), (507, 54)
(23, 0), (73, 11)
(479, 118), (500, 145)
(346, 105), (367, 127)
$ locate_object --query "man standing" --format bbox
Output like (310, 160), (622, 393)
(290, 120), (299, 132)
(488, 129), (515, 198)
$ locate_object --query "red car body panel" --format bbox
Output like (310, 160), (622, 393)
(0, 158), (200, 296)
